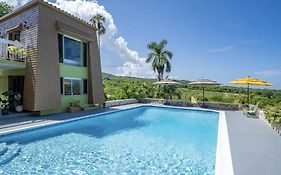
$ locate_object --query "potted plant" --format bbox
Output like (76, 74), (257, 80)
(67, 100), (82, 113)
(0, 91), (22, 114)
(0, 97), (9, 115)
(2, 91), (22, 112)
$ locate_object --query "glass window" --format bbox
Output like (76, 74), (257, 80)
(72, 79), (81, 95)
(8, 31), (21, 42)
(63, 78), (82, 95)
(64, 79), (72, 95)
(63, 36), (81, 66)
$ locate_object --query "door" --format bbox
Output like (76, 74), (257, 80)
(8, 76), (24, 105)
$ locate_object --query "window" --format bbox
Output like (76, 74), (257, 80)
(58, 34), (63, 63)
(83, 79), (88, 94)
(64, 37), (81, 66)
(60, 77), (63, 94)
(8, 30), (21, 42)
(58, 34), (88, 66)
(63, 78), (82, 95)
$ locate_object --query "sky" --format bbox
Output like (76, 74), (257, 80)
(2, 0), (281, 89)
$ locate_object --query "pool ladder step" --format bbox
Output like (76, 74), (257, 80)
(0, 143), (21, 165)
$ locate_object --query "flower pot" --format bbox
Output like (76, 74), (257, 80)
(67, 106), (81, 113)
(1, 109), (9, 115)
(16, 105), (23, 112)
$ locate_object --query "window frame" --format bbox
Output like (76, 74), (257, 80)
(62, 77), (83, 96)
(58, 33), (88, 67)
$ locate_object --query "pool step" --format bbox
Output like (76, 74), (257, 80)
(0, 143), (21, 165)
(0, 143), (7, 156)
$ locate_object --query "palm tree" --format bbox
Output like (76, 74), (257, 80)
(90, 14), (106, 48)
(146, 39), (173, 81)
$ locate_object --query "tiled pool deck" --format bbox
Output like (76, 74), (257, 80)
(0, 104), (281, 175)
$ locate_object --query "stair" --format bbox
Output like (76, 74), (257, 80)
(0, 143), (21, 165)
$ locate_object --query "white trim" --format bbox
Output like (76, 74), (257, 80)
(215, 111), (234, 175)
(63, 77), (82, 95)
(0, 104), (233, 175)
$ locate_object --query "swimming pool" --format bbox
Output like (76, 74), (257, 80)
(0, 106), (219, 174)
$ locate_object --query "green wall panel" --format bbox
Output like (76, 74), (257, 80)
(60, 64), (88, 79)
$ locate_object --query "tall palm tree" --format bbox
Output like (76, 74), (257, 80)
(146, 39), (173, 81)
(90, 14), (106, 48)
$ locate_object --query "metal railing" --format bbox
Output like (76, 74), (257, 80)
(0, 38), (27, 62)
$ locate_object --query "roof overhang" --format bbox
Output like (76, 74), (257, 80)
(0, 0), (96, 31)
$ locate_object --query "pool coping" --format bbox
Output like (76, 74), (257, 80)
(0, 104), (234, 175)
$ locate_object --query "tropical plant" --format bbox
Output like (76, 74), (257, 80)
(0, 2), (13, 17)
(146, 39), (173, 81)
(90, 14), (106, 48)
(0, 90), (21, 115)
(8, 45), (27, 59)
(265, 104), (281, 125)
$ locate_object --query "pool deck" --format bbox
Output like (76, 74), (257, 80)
(225, 111), (281, 175)
(0, 104), (281, 175)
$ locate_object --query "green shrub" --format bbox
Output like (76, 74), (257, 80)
(265, 104), (281, 124)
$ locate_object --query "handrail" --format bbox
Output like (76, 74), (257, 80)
(0, 38), (27, 62)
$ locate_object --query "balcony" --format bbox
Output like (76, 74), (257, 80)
(0, 38), (27, 70)
(0, 38), (27, 62)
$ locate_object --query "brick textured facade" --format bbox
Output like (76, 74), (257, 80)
(0, 0), (105, 112)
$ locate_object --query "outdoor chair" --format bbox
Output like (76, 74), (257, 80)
(243, 102), (260, 117)
(191, 97), (200, 107)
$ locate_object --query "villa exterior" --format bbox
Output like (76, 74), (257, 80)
(0, 0), (105, 114)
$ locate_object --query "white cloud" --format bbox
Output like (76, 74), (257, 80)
(254, 69), (281, 78)
(210, 46), (234, 53)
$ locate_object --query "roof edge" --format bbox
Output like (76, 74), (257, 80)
(0, 0), (96, 31)
(0, 0), (39, 23)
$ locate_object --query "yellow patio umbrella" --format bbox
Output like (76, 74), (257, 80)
(229, 76), (272, 105)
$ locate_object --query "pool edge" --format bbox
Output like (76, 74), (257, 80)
(215, 111), (234, 175)
(0, 104), (234, 175)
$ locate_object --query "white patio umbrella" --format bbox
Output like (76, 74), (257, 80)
(189, 79), (220, 105)
(153, 79), (181, 104)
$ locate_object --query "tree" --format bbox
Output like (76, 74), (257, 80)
(0, 2), (13, 17)
(90, 14), (106, 49)
(146, 39), (173, 81)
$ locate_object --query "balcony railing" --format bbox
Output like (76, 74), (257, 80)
(0, 38), (27, 62)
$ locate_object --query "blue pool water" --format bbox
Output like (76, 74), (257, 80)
(0, 106), (219, 174)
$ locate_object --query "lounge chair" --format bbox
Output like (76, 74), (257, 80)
(191, 97), (200, 107)
(243, 102), (260, 117)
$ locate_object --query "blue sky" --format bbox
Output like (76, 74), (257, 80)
(6, 0), (281, 89)
(99, 0), (281, 89)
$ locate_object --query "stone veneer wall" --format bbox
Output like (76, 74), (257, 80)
(104, 99), (139, 108)
(105, 98), (241, 111)
(0, 6), (39, 111)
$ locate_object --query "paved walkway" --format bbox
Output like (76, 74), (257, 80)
(0, 107), (124, 134)
(225, 111), (281, 175)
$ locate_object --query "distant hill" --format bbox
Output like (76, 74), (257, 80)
(102, 72), (191, 84)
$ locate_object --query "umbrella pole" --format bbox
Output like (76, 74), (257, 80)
(247, 84), (250, 105)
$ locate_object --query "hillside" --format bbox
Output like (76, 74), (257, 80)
(102, 72), (281, 107)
